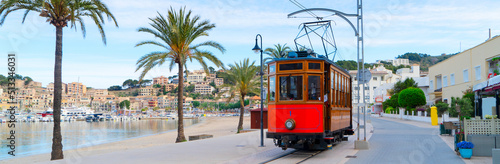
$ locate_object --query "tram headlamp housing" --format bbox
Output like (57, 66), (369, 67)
(285, 119), (296, 130)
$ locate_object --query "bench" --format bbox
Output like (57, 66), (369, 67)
(189, 134), (213, 141)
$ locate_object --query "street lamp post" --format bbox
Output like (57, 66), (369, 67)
(252, 34), (264, 147)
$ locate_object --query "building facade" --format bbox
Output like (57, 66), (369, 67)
(350, 65), (399, 109)
(195, 84), (214, 94)
(429, 36), (500, 104)
(67, 82), (86, 95)
(153, 76), (169, 85)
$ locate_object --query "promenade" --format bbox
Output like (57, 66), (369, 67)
(37, 117), (372, 164)
(345, 117), (463, 164)
(6, 115), (492, 164)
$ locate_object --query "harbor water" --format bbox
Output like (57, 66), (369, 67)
(0, 119), (200, 160)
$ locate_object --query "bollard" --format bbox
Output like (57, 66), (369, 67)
(431, 106), (438, 126)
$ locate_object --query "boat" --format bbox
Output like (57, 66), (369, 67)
(85, 116), (93, 122)
(61, 106), (95, 117)
(38, 106), (96, 121)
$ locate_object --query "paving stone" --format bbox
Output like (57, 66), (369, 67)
(345, 118), (464, 164)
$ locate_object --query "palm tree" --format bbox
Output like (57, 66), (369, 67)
(219, 58), (260, 133)
(264, 43), (291, 62)
(0, 0), (117, 160)
(136, 7), (224, 142)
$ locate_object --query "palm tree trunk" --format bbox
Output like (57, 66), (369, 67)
(237, 94), (245, 133)
(176, 64), (186, 142)
(51, 26), (64, 160)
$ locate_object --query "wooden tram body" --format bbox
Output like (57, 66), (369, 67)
(266, 51), (353, 150)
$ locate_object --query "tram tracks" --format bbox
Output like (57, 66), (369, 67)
(260, 149), (325, 164)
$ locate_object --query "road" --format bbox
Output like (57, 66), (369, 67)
(346, 116), (464, 164)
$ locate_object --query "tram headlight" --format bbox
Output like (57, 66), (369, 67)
(285, 119), (295, 130)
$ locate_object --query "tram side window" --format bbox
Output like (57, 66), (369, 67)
(269, 76), (276, 101)
(339, 75), (344, 106)
(331, 71), (334, 105)
(308, 75), (321, 101)
(309, 63), (321, 70)
(279, 63), (303, 71)
(279, 76), (303, 101)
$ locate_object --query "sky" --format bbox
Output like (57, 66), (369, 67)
(0, 0), (500, 89)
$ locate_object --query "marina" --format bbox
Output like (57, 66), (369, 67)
(0, 118), (200, 160)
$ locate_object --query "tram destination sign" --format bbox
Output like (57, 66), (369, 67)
(357, 69), (372, 84)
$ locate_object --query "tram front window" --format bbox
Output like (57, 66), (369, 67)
(279, 76), (303, 101)
(308, 75), (321, 101)
(269, 76), (276, 101)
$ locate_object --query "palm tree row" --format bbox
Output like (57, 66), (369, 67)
(1, 0), (288, 160)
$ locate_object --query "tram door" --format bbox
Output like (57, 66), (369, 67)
(324, 63), (331, 131)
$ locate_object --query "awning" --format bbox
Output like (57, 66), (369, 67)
(473, 75), (500, 92)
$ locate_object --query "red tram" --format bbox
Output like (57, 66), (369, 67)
(266, 51), (354, 150)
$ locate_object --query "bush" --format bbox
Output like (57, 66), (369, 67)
(382, 99), (391, 110)
(407, 108), (416, 115)
(386, 106), (393, 113)
(435, 102), (449, 116)
(390, 93), (400, 109)
(450, 97), (474, 117)
(391, 106), (399, 114)
(398, 87), (426, 109)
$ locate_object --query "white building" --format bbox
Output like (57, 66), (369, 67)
(376, 58), (410, 66)
(194, 84), (214, 94)
(392, 58), (410, 66)
(397, 64), (421, 80)
(350, 65), (400, 109)
(187, 71), (207, 83)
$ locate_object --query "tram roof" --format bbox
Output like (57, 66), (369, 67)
(267, 57), (350, 75)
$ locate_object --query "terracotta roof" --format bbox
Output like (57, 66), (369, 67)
(250, 96), (261, 100)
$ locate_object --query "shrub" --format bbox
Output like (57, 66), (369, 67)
(435, 102), (449, 116)
(456, 141), (474, 149)
(382, 99), (391, 110)
(386, 106), (393, 113)
(398, 87), (426, 109)
(407, 108), (416, 115)
(450, 97), (474, 117)
(391, 106), (400, 114)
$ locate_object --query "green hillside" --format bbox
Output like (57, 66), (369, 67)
(334, 52), (458, 73)
(396, 52), (458, 71)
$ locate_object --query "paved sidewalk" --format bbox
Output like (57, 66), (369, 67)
(40, 119), (369, 164)
(345, 117), (464, 164)
(378, 116), (493, 164)
(40, 130), (288, 164)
